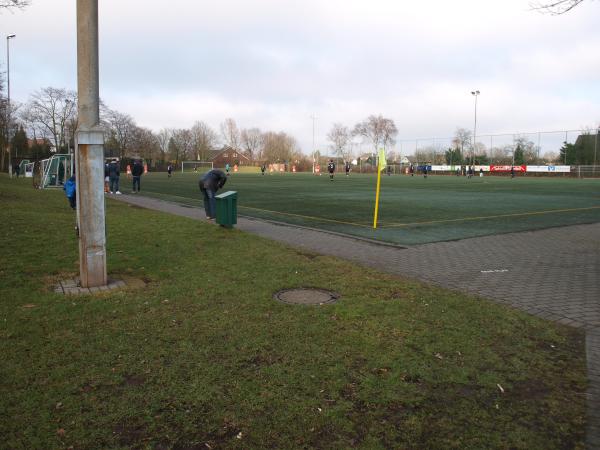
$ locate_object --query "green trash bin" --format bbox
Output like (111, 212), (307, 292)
(215, 191), (237, 228)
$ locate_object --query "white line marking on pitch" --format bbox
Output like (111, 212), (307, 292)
(480, 269), (509, 273)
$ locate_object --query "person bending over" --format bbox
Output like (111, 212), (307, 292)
(199, 169), (227, 220)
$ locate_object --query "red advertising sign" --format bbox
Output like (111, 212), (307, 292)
(489, 165), (526, 172)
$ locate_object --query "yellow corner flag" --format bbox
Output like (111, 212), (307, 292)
(378, 148), (387, 172)
(373, 148), (386, 228)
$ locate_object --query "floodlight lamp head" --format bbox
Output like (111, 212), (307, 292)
(7, 34), (15, 39)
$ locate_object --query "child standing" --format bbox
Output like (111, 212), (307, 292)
(64, 176), (76, 209)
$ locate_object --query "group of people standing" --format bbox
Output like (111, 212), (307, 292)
(103, 159), (145, 194)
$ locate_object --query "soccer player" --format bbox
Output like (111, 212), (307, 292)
(345, 161), (351, 176)
(199, 169), (227, 220)
(167, 164), (173, 178)
(261, 163), (266, 175)
(327, 159), (336, 181)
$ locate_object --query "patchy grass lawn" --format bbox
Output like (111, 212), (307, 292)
(0, 175), (586, 449)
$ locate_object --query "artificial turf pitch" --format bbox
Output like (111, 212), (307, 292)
(137, 172), (600, 245)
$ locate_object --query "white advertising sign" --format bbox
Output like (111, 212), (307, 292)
(527, 165), (571, 173)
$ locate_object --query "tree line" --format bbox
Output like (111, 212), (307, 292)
(2, 83), (596, 171)
(2, 85), (311, 169)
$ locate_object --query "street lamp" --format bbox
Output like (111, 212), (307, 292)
(6, 34), (15, 177)
(471, 90), (480, 167)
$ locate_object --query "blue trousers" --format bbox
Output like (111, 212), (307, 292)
(132, 176), (141, 192)
(109, 176), (120, 192)
(201, 188), (216, 218)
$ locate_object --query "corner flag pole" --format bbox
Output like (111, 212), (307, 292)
(373, 148), (386, 229)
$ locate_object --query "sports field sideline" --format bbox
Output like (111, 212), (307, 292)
(136, 172), (600, 245)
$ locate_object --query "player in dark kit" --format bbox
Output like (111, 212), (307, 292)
(345, 161), (351, 176)
(327, 160), (336, 180)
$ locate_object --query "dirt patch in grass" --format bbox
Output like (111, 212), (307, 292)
(121, 373), (146, 387)
(113, 421), (148, 447)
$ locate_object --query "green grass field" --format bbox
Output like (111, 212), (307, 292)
(138, 172), (600, 245)
(0, 175), (588, 448)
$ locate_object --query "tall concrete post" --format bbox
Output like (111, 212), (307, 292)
(75, 0), (107, 287)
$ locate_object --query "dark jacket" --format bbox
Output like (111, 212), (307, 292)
(131, 162), (144, 177)
(108, 161), (120, 178)
(199, 169), (227, 192)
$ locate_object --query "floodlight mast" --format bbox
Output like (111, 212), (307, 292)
(75, 0), (107, 288)
(471, 90), (480, 166)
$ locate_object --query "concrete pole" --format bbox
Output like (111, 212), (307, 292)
(6, 34), (15, 177)
(76, 0), (107, 287)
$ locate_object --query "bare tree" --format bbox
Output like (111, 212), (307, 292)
(169, 128), (193, 165)
(353, 115), (398, 153)
(25, 87), (77, 152)
(129, 126), (160, 164)
(191, 121), (219, 161)
(542, 151), (559, 163)
(489, 146), (512, 164)
(220, 118), (240, 150)
(327, 123), (352, 161)
(452, 127), (472, 152)
(531, 0), (587, 14)
(513, 136), (541, 163)
(261, 131), (297, 162)
(240, 127), (263, 161)
(0, 1), (30, 10)
(104, 108), (135, 159)
(157, 128), (173, 162)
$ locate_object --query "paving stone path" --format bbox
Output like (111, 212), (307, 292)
(114, 193), (600, 448)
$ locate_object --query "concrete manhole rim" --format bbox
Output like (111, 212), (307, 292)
(273, 287), (340, 305)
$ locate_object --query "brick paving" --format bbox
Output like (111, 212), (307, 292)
(113, 193), (600, 447)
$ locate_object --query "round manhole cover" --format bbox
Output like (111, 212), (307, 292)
(273, 288), (339, 305)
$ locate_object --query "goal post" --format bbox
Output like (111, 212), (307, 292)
(38, 154), (73, 188)
(181, 161), (213, 173)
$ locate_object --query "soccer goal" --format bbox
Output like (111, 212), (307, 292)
(23, 161), (35, 178)
(181, 161), (213, 173)
(39, 154), (73, 188)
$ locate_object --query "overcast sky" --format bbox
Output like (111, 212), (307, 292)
(1, 0), (599, 154)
